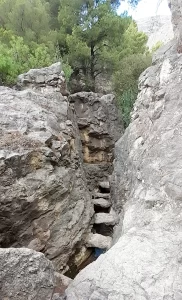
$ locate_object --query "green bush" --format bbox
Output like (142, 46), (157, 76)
(62, 60), (73, 82)
(0, 31), (56, 84)
(117, 87), (138, 128)
(112, 53), (152, 128)
(151, 41), (163, 53)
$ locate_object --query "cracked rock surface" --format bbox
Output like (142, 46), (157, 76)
(0, 85), (92, 271)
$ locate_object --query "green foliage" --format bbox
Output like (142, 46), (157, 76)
(0, 30), (56, 84)
(113, 53), (152, 94)
(151, 41), (163, 53)
(117, 87), (138, 128)
(120, 21), (148, 58)
(0, 0), (54, 44)
(62, 60), (73, 82)
(113, 53), (152, 127)
(58, 0), (148, 89)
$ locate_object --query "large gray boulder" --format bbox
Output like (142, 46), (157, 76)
(0, 248), (55, 300)
(0, 85), (92, 271)
(17, 62), (69, 96)
(65, 12), (182, 300)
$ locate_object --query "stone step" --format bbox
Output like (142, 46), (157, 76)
(93, 198), (111, 208)
(94, 213), (117, 226)
(94, 192), (110, 199)
(99, 181), (110, 192)
(86, 233), (112, 250)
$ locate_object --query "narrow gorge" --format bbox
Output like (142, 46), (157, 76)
(0, 61), (122, 299)
(1, 0), (182, 299)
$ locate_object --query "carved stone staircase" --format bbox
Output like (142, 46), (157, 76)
(86, 180), (118, 250)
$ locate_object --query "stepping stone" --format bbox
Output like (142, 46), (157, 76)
(93, 198), (111, 208)
(86, 233), (112, 250)
(94, 192), (110, 199)
(94, 213), (117, 226)
(99, 181), (110, 192)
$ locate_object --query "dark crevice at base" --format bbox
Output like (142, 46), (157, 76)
(64, 248), (96, 279)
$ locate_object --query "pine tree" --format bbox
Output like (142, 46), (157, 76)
(58, 0), (140, 89)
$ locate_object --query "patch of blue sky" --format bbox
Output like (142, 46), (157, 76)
(118, 0), (171, 19)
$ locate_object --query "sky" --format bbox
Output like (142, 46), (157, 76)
(118, 0), (171, 19)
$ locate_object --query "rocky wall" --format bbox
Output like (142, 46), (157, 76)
(65, 17), (182, 300)
(0, 62), (122, 276)
(69, 92), (123, 191)
(0, 63), (93, 271)
(169, 0), (182, 52)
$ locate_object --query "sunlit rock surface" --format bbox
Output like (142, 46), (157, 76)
(137, 15), (173, 49)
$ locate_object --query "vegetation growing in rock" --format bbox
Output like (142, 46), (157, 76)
(0, 0), (152, 126)
(113, 53), (152, 127)
(151, 41), (163, 53)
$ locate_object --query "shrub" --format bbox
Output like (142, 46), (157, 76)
(112, 53), (152, 128)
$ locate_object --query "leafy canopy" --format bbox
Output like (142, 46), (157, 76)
(58, 0), (145, 90)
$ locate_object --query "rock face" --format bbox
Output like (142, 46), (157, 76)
(65, 6), (182, 300)
(169, 0), (182, 52)
(0, 66), (93, 271)
(0, 248), (55, 300)
(0, 63), (122, 275)
(17, 63), (69, 96)
(137, 15), (173, 49)
(17, 62), (69, 96)
(69, 92), (123, 191)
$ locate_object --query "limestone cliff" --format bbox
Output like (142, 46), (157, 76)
(136, 15), (173, 49)
(65, 1), (182, 299)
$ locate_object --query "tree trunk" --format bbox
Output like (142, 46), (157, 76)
(90, 42), (95, 91)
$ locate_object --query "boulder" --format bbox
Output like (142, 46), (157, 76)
(93, 198), (111, 208)
(0, 248), (55, 300)
(0, 85), (93, 271)
(17, 62), (69, 96)
(94, 213), (117, 226)
(99, 181), (110, 191)
(85, 233), (112, 249)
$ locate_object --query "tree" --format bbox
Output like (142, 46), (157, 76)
(45, 0), (61, 29)
(58, 0), (139, 89)
(0, 0), (53, 44)
(0, 29), (56, 84)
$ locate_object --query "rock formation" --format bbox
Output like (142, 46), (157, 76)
(0, 248), (72, 300)
(169, 0), (182, 52)
(0, 248), (56, 300)
(0, 62), (122, 275)
(69, 92), (122, 191)
(137, 15), (174, 49)
(0, 64), (93, 271)
(17, 62), (70, 96)
(65, 2), (182, 299)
